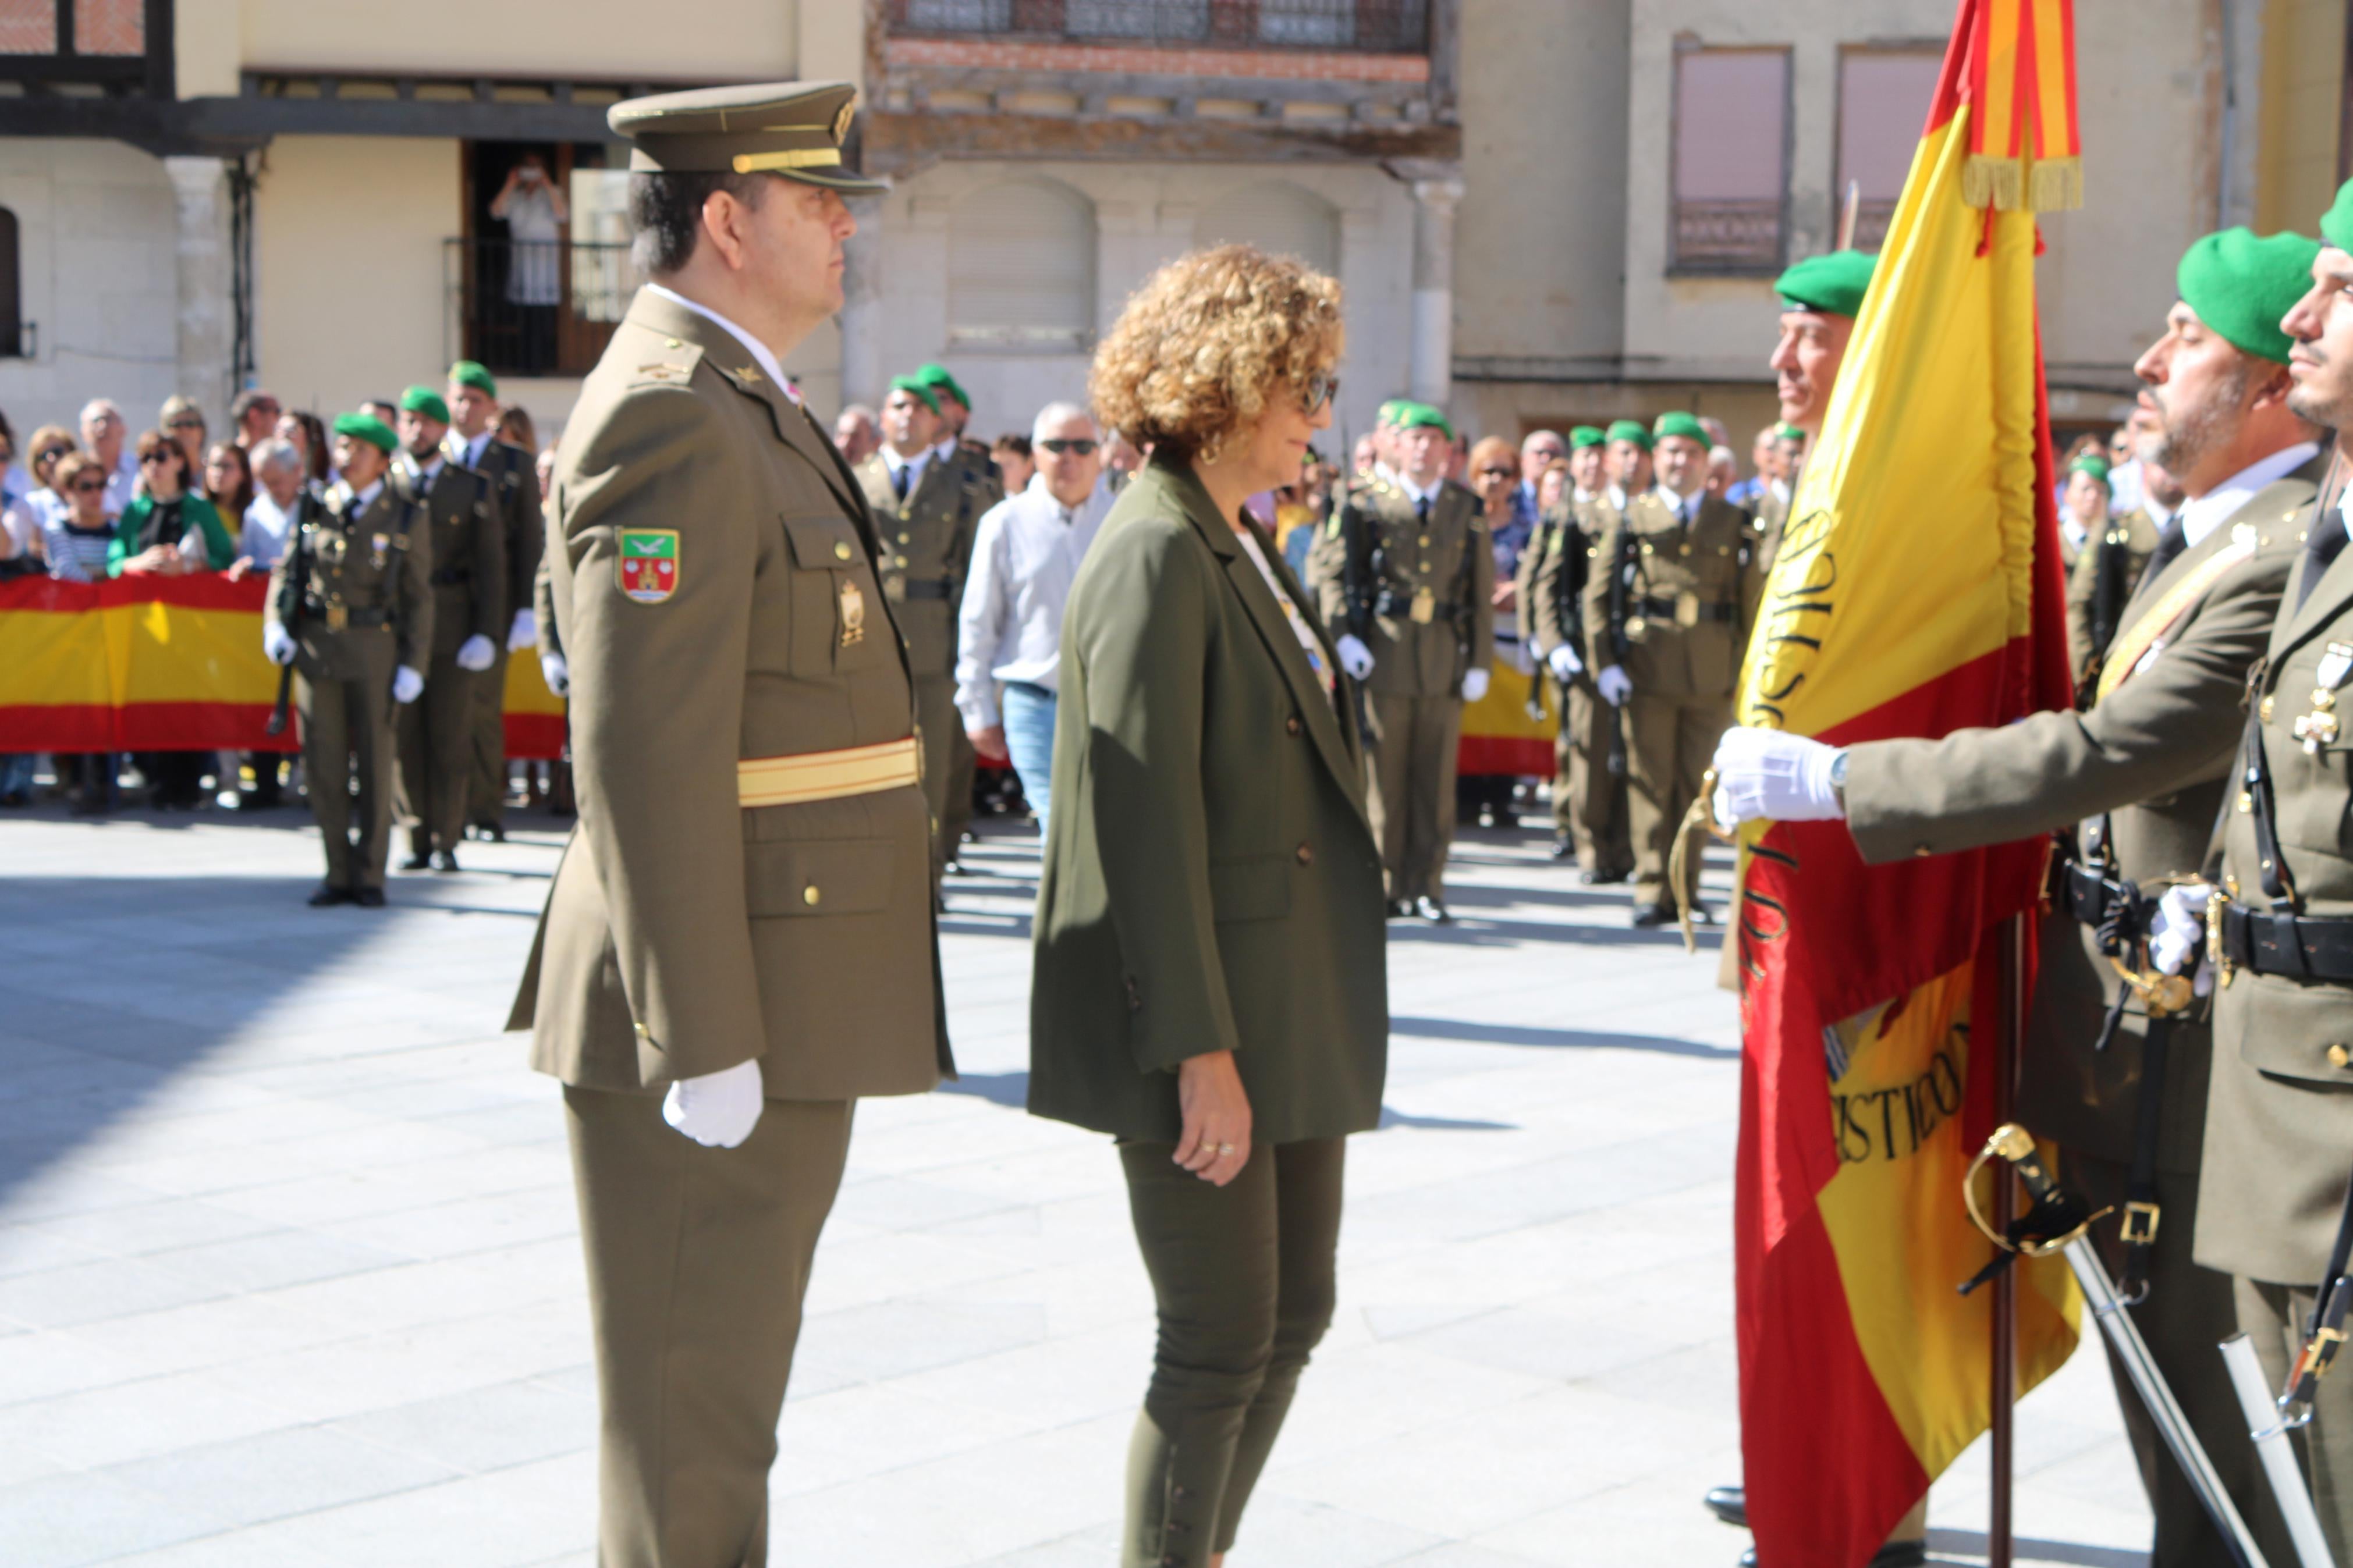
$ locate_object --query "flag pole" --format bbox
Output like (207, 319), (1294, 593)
(1990, 911), (2026, 1568)
(1839, 180), (1861, 250)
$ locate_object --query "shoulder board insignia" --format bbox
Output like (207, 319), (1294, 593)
(2233, 521), (2258, 548)
(729, 364), (763, 388)
(636, 362), (691, 383)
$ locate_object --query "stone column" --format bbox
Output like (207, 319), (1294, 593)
(1408, 176), (1463, 413)
(838, 194), (885, 411)
(164, 156), (235, 418)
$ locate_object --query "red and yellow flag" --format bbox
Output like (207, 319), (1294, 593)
(1731, 3), (2083, 1563)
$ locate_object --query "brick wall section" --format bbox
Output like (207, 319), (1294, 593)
(74, 0), (145, 54)
(886, 36), (1429, 83)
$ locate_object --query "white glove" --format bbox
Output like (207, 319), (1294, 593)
(1549, 644), (1584, 682)
(1336, 634), (1375, 681)
(392, 665), (424, 705)
(455, 633), (497, 672)
(661, 1058), (765, 1149)
(262, 623), (296, 667)
(1596, 664), (1632, 706)
(540, 652), (570, 697)
(2152, 883), (2216, 997)
(1710, 726), (1847, 828)
(1460, 666), (1490, 703)
(507, 607), (537, 652)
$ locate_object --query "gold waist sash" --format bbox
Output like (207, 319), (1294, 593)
(737, 736), (920, 809)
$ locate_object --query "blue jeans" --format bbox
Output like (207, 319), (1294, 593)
(1002, 681), (1057, 839)
(0, 753), (33, 799)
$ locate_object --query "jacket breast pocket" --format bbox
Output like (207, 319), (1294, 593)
(1209, 854), (1292, 923)
(780, 513), (885, 677)
(746, 837), (897, 918)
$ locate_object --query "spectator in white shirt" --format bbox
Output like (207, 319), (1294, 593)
(234, 438), (308, 575)
(954, 402), (1112, 838)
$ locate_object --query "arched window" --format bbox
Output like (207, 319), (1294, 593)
(0, 207), (22, 358)
(948, 180), (1096, 351)
(1193, 182), (1340, 277)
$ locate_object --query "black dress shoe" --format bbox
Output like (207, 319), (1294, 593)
(432, 851), (460, 873)
(398, 854), (431, 872)
(352, 887), (386, 908)
(1414, 895), (1452, 924)
(1632, 903), (1674, 929)
(1386, 898), (1412, 919)
(471, 821), (505, 843)
(1550, 840), (1577, 861)
(1703, 1485), (1745, 1528)
(307, 884), (353, 907)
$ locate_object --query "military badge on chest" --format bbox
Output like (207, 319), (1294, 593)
(2295, 641), (2353, 755)
(618, 528), (679, 604)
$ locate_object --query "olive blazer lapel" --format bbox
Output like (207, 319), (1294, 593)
(1155, 461), (1369, 824)
(2276, 520), (2353, 664)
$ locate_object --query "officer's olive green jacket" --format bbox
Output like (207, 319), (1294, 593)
(853, 446), (999, 678)
(1317, 474), (1495, 697)
(1843, 459), (2316, 1173)
(508, 287), (950, 1100)
(2064, 503), (2165, 681)
(2200, 499), (2353, 1285)
(452, 432), (545, 629)
(1529, 496), (1609, 656)
(1579, 489), (1757, 698)
(1030, 454), (1389, 1145)
(396, 457), (506, 660)
(265, 481), (434, 679)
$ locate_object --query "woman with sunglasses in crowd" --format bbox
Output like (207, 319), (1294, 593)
(109, 430), (236, 807)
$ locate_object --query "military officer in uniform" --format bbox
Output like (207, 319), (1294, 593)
(261, 414), (433, 908)
(1720, 227), (2326, 1568)
(1532, 426), (1634, 882)
(1321, 401), (1493, 921)
(1587, 411), (1756, 927)
(444, 359), (546, 842)
(391, 385), (505, 873)
(2067, 453), (2179, 693)
(913, 360), (998, 477)
(505, 81), (948, 1568)
(908, 360), (1003, 867)
(856, 373), (995, 887)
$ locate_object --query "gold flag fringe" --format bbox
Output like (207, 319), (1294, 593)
(2028, 156), (2083, 212)
(1961, 154), (2083, 212)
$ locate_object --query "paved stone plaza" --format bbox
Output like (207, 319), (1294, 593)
(0, 802), (2151, 1566)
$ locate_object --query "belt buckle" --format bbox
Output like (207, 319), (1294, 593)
(2206, 889), (2235, 990)
(325, 604), (348, 632)
(2119, 1200), (2161, 1246)
(1675, 591), (1701, 628)
(883, 574), (907, 603)
(1409, 587), (1435, 625)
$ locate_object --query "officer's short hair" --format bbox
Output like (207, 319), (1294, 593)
(628, 170), (773, 277)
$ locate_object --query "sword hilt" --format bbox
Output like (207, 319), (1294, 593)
(1959, 1123), (2111, 1295)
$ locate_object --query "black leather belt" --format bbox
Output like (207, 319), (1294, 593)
(1635, 595), (1737, 624)
(1375, 591), (1458, 618)
(2059, 859), (2128, 927)
(901, 578), (953, 601)
(430, 568), (473, 587)
(2218, 902), (2353, 983)
(300, 599), (389, 628)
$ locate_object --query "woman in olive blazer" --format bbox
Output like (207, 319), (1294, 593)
(1030, 245), (1389, 1568)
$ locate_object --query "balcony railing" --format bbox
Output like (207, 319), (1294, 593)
(1669, 197), (1785, 275)
(888, 0), (1430, 52)
(445, 236), (638, 380)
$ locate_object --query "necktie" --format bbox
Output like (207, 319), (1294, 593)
(2295, 511), (2351, 613)
(2139, 517), (2189, 586)
(892, 464), (908, 502)
(1415, 495), (1430, 524)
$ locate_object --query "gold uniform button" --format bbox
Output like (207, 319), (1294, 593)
(2260, 695), (2275, 723)
(833, 540), (853, 561)
(1419, 534), (1431, 547)
(1295, 842), (1314, 866)
(895, 554), (909, 568)
(665, 337), (683, 349)
(1913, 844), (1933, 858)
(633, 1021), (650, 1037)
(802, 884), (822, 906)
(1285, 714), (1303, 736)
(2330, 1044), (2352, 1069)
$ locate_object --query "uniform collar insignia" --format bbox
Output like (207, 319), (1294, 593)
(730, 364), (763, 389)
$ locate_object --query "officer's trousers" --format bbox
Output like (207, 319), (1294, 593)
(1562, 677), (1632, 877)
(1119, 1137), (1344, 1568)
(1365, 692), (1461, 904)
(2069, 1153), (2283, 1568)
(1624, 688), (1727, 911)
(396, 650), (483, 858)
(295, 642), (395, 892)
(2237, 1275), (2353, 1564)
(467, 641), (510, 830)
(565, 1086), (854, 1568)
(914, 671), (963, 881)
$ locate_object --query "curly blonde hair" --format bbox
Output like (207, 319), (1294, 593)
(1089, 244), (1344, 461)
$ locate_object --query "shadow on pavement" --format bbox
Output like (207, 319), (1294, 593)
(1390, 1014), (1738, 1061)
(938, 1071), (1518, 1132)
(1923, 1530), (2148, 1568)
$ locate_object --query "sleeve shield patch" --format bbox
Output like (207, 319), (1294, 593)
(617, 528), (679, 603)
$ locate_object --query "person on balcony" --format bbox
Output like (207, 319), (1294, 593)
(491, 152), (569, 374)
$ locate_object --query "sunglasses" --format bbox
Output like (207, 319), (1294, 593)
(34, 446), (70, 465)
(1038, 438), (1098, 456)
(167, 418), (204, 432)
(1299, 372), (1337, 413)
(70, 479), (105, 493)
(139, 452), (176, 467)
(1477, 467), (1514, 481)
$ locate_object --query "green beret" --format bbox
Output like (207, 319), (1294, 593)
(1394, 402), (1454, 440)
(1569, 426), (1606, 449)
(1653, 411), (1708, 445)
(1377, 399), (1409, 428)
(2068, 451), (2111, 483)
(332, 412), (398, 456)
(448, 360), (497, 397)
(2177, 226), (2320, 365)
(2324, 179), (2353, 253)
(888, 375), (941, 416)
(399, 385), (450, 425)
(1771, 422), (1805, 443)
(1776, 249), (1878, 318)
(1605, 418), (1653, 451)
(912, 362), (971, 409)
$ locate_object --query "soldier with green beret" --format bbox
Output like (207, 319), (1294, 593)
(1752, 250), (1878, 586)
(1581, 410), (1756, 926)
(1719, 222), (2328, 1567)
(389, 384), (504, 873)
(262, 413), (433, 906)
(502, 79), (950, 1568)
(1529, 424), (1634, 882)
(442, 358), (547, 842)
(908, 360), (1002, 865)
(856, 371), (1000, 889)
(1318, 400), (1493, 920)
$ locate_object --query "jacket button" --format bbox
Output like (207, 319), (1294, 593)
(2260, 695), (2275, 723)
(833, 540), (853, 561)
(633, 1021), (649, 1037)
(803, 884), (822, 906)
(1296, 842), (1313, 865)
(1912, 845), (1932, 858)
(1285, 714), (1302, 735)
(2331, 1045), (2351, 1069)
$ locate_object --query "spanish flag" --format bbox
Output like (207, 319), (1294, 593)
(1731, 3), (2082, 1563)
